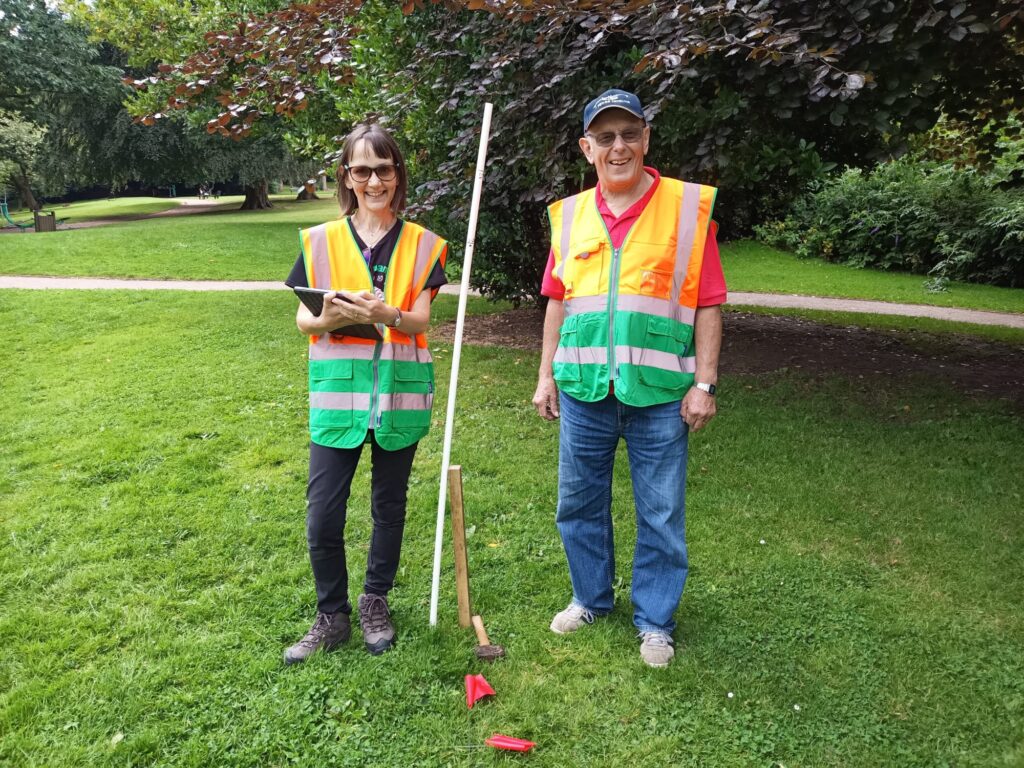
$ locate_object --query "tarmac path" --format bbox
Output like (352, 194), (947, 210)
(0, 275), (1021, 328)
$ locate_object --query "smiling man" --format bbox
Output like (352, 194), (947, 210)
(532, 89), (726, 668)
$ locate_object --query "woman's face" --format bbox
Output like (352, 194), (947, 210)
(343, 139), (399, 217)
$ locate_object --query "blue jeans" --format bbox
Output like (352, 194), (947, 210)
(556, 392), (689, 634)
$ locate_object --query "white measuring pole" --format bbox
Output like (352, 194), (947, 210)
(429, 102), (494, 627)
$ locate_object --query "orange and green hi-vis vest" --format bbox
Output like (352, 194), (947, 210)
(299, 218), (447, 450)
(548, 177), (716, 407)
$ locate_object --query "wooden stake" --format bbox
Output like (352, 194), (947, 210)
(448, 465), (472, 628)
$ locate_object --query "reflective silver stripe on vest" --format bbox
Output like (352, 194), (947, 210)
(311, 391), (430, 413)
(309, 340), (429, 362)
(309, 339), (378, 360)
(563, 294), (607, 316)
(671, 183), (702, 304)
(554, 345), (607, 366)
(310, 391), (371, 411)
(308, 223), (332, 290)
(554, 195), (578, 283)
(381, 343), (430, 363)
(414, 229), (441, 287)
(615, 294), (696, 326)
(615, 345), (696, 374)
(377, 392), (433, 412)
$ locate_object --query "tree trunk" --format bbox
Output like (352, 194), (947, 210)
(11, 171), (39, 212)
(239, 179), (272, 210)
(296, 180), (319, 201)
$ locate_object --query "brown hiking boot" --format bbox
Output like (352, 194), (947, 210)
(358, 593), (396, 655)
(283, 611), (351, 665)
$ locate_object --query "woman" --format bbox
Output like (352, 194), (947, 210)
(283, 123), (448, 663)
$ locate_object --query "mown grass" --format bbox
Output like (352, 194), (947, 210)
(1, 290), (1021, 767)
(0, 197), (336, 279)
(723, 240), (1024, 314)
(5, 196), (189, 224)
(2, 203), (1023, 315)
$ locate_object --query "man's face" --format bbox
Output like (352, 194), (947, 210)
(579, 110), (650, 194)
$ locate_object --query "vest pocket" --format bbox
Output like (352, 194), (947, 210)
(310, 358), (354, 382)
(637, 315), (692, 387)
(392, 408), (431, 428)
(310, 359), (355, 428)
(639, 268), (672, 299)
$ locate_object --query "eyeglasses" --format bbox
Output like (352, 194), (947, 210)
(585, 128), (645, 148)
(344, 163), (399, 182)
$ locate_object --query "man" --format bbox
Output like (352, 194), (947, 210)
(532, 89), (726, 668)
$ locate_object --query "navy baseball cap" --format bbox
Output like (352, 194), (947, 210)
(582, 89), (646, 132)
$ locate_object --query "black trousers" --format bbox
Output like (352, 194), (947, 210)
(306, 434), (418, 615)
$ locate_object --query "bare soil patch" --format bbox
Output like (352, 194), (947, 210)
(435, 308), (1024, 409)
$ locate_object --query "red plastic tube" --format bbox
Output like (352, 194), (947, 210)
(485, 734), (536, 752)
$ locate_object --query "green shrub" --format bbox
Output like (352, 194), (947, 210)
(756, 159), (1024, 287)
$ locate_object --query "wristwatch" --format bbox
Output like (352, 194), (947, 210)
(389, 307), (403, 328)
(695, 382), (717, 395)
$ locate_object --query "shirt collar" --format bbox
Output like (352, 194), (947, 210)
(595, 167), (661, 219)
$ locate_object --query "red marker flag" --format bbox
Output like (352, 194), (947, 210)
(464, 673), (495, 709)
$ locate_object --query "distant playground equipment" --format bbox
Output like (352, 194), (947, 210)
(1, 195), (65, 232)
(1, 197), (32, 231)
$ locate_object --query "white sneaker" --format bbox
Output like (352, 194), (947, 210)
(639, 631), (675, 668)
(550, 603), (595, 634)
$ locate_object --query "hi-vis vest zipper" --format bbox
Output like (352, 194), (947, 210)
(548, 177), (716, 407)
(299, 218), (447, 450)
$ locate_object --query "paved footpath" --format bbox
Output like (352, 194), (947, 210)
(1, 275), (1022, 329)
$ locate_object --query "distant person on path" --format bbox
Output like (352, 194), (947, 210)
(283, 122), (448, 663)
(532, 89), (726, 668)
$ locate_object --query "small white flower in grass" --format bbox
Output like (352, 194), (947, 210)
(759, 539), (766, 545)
(727, 691), (735, 699)
(793, 704), (801, 711)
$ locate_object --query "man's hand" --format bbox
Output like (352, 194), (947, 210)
(532, 375), (560, 420)
(680, 388), (716, 431)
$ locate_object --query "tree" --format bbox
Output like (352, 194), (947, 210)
(75, 0), (315, 209)
(131, 0), (1024, 300)
(0, 110), (45, 210)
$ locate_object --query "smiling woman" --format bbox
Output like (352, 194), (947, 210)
(281, 121), (450, 664)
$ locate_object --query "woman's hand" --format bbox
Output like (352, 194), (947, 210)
(296, 290), (386, 336)
(333, 290), (399, 326)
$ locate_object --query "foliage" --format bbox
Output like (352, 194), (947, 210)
(0, 0), (118, 115)
(127, 0), (1024, 300)
(912, 111), (1024, 188)
(0, 110), (45, 183)
(756, 159), (1024, 287)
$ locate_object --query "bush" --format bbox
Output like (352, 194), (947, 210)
(756, 158), (1024, 287)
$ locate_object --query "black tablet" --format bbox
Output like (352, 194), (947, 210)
(292, 287), (384, 341)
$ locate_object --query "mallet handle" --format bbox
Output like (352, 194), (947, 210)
(472, 614), (490, 646)
(449, 466), (472, 629)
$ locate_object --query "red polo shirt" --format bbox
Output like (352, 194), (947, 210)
(541, 167), (727, 305)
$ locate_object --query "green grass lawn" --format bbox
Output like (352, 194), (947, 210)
(1, 291), (1021, 767)
(6, 196), (187, 224)
(0, 197), (337, 279)
(723, 240), (1024, 314)
(2, 202), (1023, 315)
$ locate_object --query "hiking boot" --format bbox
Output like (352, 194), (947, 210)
(550, 602), (595, 635)
(358, 593), (396, 655)
(283, 611), (351, 665)
(639, 631), (675, 668)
